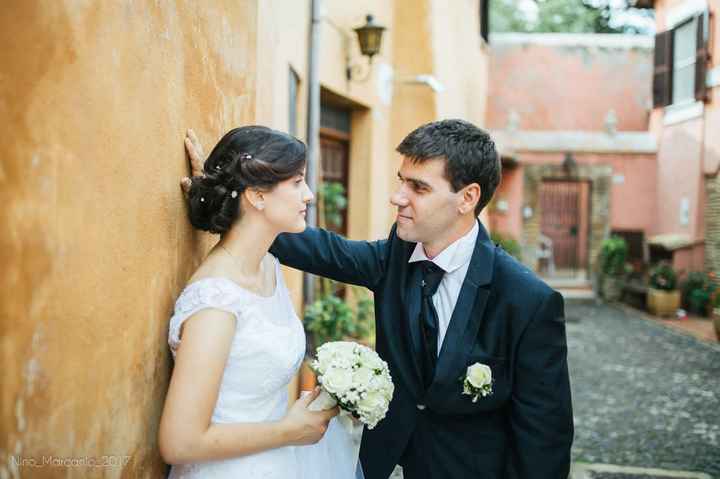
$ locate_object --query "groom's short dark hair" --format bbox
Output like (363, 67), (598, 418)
(396, 119), (501, 215)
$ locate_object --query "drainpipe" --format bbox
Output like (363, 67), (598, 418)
(303, 0), (321, 312)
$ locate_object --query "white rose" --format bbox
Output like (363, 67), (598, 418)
(352, 366), (374, 386)
(466, 363), (492, 389)
(358, 390), (388, 414)
(329, 341), (358, 357)
(360, 349), (383, 370)
(322, 366), (353, 394)
(316, 348), (335, 368)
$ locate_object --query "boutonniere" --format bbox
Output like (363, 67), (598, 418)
(461, 362), (493, 402)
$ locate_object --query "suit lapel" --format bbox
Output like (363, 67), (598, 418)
(395, 238), (424, 390)
(427, 220), (496, 398)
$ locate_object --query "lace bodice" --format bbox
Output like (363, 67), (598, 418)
(167, 255), (307, 478)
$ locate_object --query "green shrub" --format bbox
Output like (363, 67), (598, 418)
(598, 236), (628, 277)
(303, 286), (374, 348)
(490, 231), (522, 260)
(681, 271), (717, 316)
(318, 181), (348, 229)
(648, 262), (677, 291)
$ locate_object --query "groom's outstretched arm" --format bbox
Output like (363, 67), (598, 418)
(179, 129), (389, 290)
(270, 227), (389, 291)
(509, 291), (574, 478)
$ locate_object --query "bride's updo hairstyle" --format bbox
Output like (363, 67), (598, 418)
(187, 126), (306, 234)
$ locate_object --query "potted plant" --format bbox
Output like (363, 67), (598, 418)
(490, 231), (522, 260)
(646, 262), (681, 317)
(301, 286), (375, 390)
(712, 290), (720, 341)
(680, 271), (717, 317)
(598, 236), (628, 301)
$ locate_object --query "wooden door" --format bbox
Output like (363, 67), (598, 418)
(319, 129), (350, 236)
(539, 181), (588, 271)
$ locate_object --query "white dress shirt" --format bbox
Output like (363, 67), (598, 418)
(408, 221), (479, 355)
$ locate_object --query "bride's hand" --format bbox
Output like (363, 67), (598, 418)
(281, 387), (340, 446)
(180, 128), (207, 197)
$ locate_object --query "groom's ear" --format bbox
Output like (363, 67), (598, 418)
(458, 183), (481, 215)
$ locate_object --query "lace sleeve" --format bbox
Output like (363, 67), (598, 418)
(168, 278), (244, 356)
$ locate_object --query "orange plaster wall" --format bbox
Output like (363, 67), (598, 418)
(0, 2), (257, 476)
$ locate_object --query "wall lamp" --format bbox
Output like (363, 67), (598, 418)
(341, 15), (386, 82)
(324, 14), (386, 83)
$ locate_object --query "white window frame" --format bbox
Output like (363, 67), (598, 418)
(670, 17), (698, 107)
(663, 0), (707, 125)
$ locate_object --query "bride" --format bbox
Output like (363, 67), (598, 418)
(159, 126), (357, 478)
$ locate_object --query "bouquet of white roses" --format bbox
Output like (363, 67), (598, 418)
(308, 341), (394, 430)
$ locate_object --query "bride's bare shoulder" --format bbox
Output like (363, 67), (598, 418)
(186, 251), (233, 286)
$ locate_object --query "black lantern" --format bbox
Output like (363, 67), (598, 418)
(562, 152), (578, 177)
(354, 15), (386, 62)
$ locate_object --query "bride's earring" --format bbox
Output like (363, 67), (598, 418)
(257, 202), (265, 211)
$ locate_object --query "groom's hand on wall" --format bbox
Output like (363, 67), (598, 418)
(181, 128), (206, 197)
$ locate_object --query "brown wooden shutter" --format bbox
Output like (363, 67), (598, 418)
(694, 11), (709, 102)
(653, 30), (673, 108)
(479, 0), (490, 43)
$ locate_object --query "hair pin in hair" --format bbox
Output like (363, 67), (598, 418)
(231, 190), (238, 198)
(242, 153), (252, 160)
(200, 197), (205, 202)
(215, 165), (221, 170)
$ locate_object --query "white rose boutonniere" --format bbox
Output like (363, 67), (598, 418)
(462, 362), (493, 403)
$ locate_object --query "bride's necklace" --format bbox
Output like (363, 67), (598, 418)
(220, 245), (268, 291)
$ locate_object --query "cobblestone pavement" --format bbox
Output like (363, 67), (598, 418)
(567, 302), (720, 477)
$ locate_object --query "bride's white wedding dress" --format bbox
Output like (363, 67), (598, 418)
(166, 255), (362, 479)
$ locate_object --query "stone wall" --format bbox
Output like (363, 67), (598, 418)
(522, 164), (612, 273)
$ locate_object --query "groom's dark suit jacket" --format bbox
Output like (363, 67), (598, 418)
(271, 220), (573, 479)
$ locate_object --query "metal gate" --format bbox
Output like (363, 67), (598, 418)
(539, 181), (588, 274)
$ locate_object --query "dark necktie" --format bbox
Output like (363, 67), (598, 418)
(418, 260), (445, 387)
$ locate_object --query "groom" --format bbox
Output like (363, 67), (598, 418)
(183, 119), (573, 478)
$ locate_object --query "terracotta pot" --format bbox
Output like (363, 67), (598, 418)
(647, 288), (681, 317)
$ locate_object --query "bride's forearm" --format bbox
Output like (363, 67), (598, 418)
(162, 420), (294, 465)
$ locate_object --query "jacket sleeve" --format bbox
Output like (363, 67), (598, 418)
(509, 291), (574, 478)
(269, 226), (390, 291)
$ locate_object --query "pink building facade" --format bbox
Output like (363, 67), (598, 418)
(487, 34), (657, 279)
(648, 0), (720, 276)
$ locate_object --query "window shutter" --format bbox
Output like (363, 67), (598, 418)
(653, 30), (673, 108)
(694, 11), (709, 102)
(479, 0), (489, 43)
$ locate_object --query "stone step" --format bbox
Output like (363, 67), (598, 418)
(558, 288), (597, 305)
(570, 462), (712, 479)
(545, 277), (593, 289)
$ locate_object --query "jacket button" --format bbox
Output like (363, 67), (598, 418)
(416, 404), (426, 410)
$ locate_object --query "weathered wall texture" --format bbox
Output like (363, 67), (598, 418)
(1, 2), (258, 477)
(493, 153), (658, 241)
(430, 0), (490, 124)
(391, 0), (491, 226)
(1, 1), (491, 476)
(487, 34), (653, 132)
(485, 33), (657, 273)
(650, 0), (720, 272)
